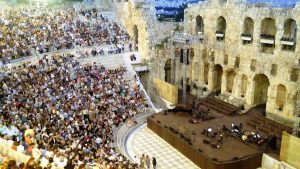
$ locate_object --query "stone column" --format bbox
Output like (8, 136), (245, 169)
(284, 89), (297, 117)
(253, 19), (261, 46)
(245, 76), (255, 108)
(233, 74), (242, 97)
(170, 44), (176, 84)
(275, 23), (284, 52)
(159, 61), (165, 80)
(293, 90), (300, 136)
(182, 48), (188, 103)
(192, 18), (196, 35)
(266, 85), (276, 118)
(221, 71), (227, 94)
(199, 61), (205, 86)
(266, 84), (277, 114)
(208, 63), (215, 91)
(175, 55), (181, 87)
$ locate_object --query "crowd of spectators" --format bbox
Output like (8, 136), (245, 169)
(0, 7), (129, 63)
(0, 52), (148, 168)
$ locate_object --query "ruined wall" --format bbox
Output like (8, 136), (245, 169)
(113, 0), (156, 61)
(113, 0), (177, 62)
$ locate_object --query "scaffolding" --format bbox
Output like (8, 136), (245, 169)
(169, 32), (203, 104)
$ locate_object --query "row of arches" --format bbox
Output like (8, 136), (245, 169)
(167, 59), (291, 110)
(193, 15), (297, 40)
(206, 64), (287, 109)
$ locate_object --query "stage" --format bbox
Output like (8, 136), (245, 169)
(147, 109), (278, 169)
(147, 112), (263, 169)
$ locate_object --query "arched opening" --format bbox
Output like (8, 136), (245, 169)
(204, 63), (209, 85)
(243, 17), (254, 35)
(242, 17), (254, 44)
(283, 19), (297, 39)
(164, 59), (172, 83)
(213, 64), (223, 92)
(226, 70), (236, 93)
(216, 16), (226, 41)
(241, 75), (248, 98)
(260, 18), (276, 53)
(276, 84), (287, 111)
(282, 19), (297, 51)
(253, 74), (270, 106)
(261, 18), (276, 36)
(133, 25), (138, 49)
(195, 15), (204, 35)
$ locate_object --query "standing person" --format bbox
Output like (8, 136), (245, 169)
(152, 157), (157, 169)
(134, 155), (139, 166)
(145, 155), (151, 169)
(140, 154), (145, 169)
(129, 43), (132, 51)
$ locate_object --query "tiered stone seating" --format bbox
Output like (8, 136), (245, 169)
(246, 110), (293, 140)
(198, 97), (240, 115)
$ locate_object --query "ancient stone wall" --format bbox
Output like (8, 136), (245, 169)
(154, 0), (300, 126)
(112, 0), (177, 62)
(112, 0), (156, 61)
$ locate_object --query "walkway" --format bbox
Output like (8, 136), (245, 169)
(126, 124), (200, 169)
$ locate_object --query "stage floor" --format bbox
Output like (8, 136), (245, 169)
(149, 112), (264, 162)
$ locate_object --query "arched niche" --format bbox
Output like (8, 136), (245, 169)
(253, 74), (270, 106)
(282, 19), (297, 50)
(241, 17), (254, 44)
(195, 15), (204, 35)
(243, 17), (254, 35)
(276, 84), (287, 111)
(260, 18), (276, 53)
(261, 18), (276, 37)
(283, 19), (297, 39)
(226, 70), (236, 93)
(213, 64), (223, 92)
(216, 16), (226, 33)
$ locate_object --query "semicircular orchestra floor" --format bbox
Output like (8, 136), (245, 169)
(126, 124), (200, 169)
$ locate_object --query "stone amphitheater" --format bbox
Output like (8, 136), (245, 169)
(0, 0), (299, 168)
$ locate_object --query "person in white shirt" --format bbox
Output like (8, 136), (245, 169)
(32, 145), (42, 160)
(40, 155), (49, 168)
(54, 156), (67, 168)
(16, 143), (24, 153)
